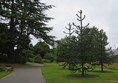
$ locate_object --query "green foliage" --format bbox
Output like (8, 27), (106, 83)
(22, 41), (53, 63)
(55, 26), (111, 76)
(22, 49), (34, 58)
(113, 55), (118, 62)
(33, 55), (43, 63)
(55, 36), (77, 62)
(88, 27), (111, 72)
(15, 54), (27, 64)
(33, 41), (50, 58)
(0, 0), (53, 63)
(44, 53), (54, 62)
(55, 10), (112, 77)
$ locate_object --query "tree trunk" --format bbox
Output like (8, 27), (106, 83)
(81, 63), (85, 77)
(101, 63), (104, 72)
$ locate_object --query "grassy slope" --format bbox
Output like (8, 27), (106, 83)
(42, 63), (118, 83)
(0, 71), (11, 79)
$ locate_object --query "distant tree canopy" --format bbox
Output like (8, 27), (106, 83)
(22, 41), (55, 63)
(33, 41), (50, 58)
(0, 0), (53, 63)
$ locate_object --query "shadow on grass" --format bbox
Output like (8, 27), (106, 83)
(67, 74), (99, 79)
(92, 70), (114, 73)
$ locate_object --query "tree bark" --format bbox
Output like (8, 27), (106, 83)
(101, 62), (104, 72)
(81, 62), (85, 77)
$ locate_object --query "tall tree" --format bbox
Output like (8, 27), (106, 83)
(87, 27), (112, 72)
(93, 29), (109, 72)
(56, 23), (76, 67)
(73, 10), (89, 77)
(0, 0), (53, 63)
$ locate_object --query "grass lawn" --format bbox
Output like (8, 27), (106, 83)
(42, 63), (118, 83)
(0, 71), (11, 79)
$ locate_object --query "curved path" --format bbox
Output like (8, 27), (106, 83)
(0, 64), (45, 83)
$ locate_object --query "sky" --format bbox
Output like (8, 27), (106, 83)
(32, 0), (118, 48)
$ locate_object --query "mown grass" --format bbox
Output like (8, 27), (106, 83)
(42, 63), (118, 83)
(0, 71), (11, 79)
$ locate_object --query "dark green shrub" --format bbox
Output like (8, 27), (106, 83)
(42, 59), (51, 63)
(44, 53), (54, 62)
(33, 55), (43, 63)
(28, 58), (34, 62)
(15, 55), (27, 64)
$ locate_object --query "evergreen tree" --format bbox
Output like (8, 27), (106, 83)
(0, 0), (53, 63)
(92, 28), (109, 72)
(73, 10), (89, 77)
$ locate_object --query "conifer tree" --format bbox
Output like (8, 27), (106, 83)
(73, 10), (89, 77)
(0, 0), (53, 63)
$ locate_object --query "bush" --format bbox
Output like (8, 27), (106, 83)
(44, 53), (54, 62)
(42, 59), (51, 63)
(56, 58), (65, 63)
(28, 58), (34, 62)
(15, 55), (27, 64)
(33, 55), (43, 63)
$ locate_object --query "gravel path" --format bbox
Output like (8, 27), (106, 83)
(0, 64), (45, 83)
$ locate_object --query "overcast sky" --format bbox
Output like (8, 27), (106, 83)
(32, 0), (118, 48)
